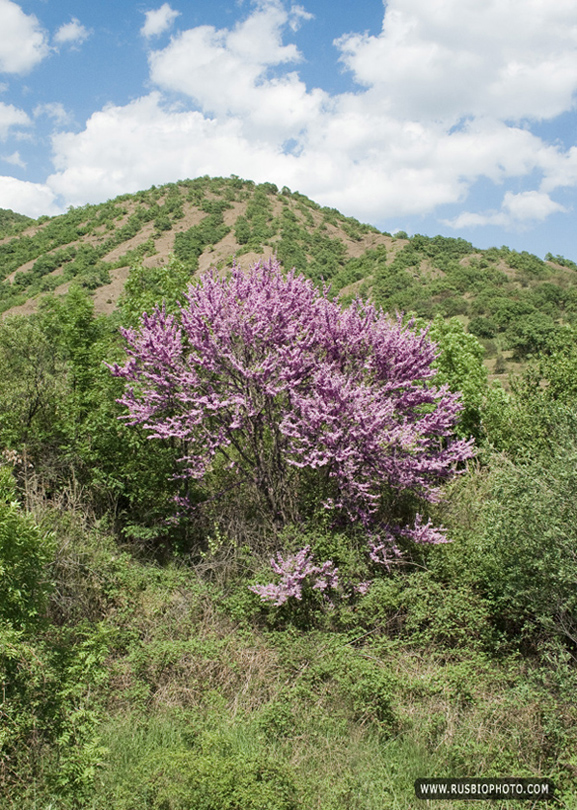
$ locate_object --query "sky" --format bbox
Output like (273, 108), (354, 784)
(1, 0), (577, 260)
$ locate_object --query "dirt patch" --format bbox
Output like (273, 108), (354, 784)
(170, 203), (208, 232)
(337, 278), (367, 300)
(270, 196), (286, 219)
(223, 201), (248, 227)
(145, 204), (210, 264)
(0, 220), (46, 246)
(197, 235), (275, 275)
(459, 253), (483, 266)
(6, 257), (38, 283)
(49, 279), (74, 298)
(101, 222), (156, 264)
(418, 258), (444, 280)
(345, 231), (391, 259)
(1, 297), (41, 318)
(92, 266), (133, 315)
(384, 236), (409, 263)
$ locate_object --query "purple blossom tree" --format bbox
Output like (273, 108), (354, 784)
(111, 258), (474, 566)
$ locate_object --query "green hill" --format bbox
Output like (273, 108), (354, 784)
(0, 207), (34, 237)
(0, 177), (385, 316)
(3, 175), (577, 381)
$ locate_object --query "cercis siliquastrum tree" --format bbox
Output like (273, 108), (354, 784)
(111, 258), (474, 578)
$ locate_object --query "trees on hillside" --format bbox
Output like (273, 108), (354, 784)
(112, 259), (473, 566)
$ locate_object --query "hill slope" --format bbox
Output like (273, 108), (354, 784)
(2, 175), (577, 376)
(0, 177), (390, 317)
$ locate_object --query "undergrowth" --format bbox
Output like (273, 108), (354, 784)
(2, 492), (576, 809)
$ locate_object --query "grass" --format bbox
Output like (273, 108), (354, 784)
(3, 497), (577, 809)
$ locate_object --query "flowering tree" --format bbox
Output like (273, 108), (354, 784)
(111, 258), (473, 566)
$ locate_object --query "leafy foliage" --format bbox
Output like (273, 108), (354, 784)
(0, 207), (33, 237)
(477, 443), (577, 645)
(120, 257), (193, 326)
(0, 466), (53, 628)
(124, 747), (298, 810)
(426, 316), (488, 439)
(173, 204), (231, 270)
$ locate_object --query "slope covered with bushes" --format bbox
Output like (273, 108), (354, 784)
(1, 178), (577, 808)
(3, 176), (577, 385)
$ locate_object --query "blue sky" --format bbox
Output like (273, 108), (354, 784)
(1, 0), (577, 261)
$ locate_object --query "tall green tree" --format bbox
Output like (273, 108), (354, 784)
(420, 315), (488, 440)
(0, 315), (64, 452)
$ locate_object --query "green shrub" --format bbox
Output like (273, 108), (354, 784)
(426, 315), (488, 440)
(440, 423), (577, 649)
(141, 749), (297, 810)
(353, 572), (495, 652)
(476, 450), (577, 644)
(0, 467), (53, 629)
(0, 620), (112, 807)
(468, 315), (497, 339)
(102, 717), (297, 810)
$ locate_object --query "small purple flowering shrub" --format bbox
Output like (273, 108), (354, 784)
(249, 545), (339, 606)
(111, 258), (474, 595)
(246, 524), (374, 619)
(247, 540), (372, 625)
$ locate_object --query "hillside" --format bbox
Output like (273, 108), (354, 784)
(0, 176), (388, 317)
(2, 177), (577, 808)
(2, 175), (577, 381)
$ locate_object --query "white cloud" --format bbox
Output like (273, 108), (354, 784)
(288, 4), (314, 32)
(503, 190), (567, 221)
(336, 0), (577, 123)
(22, 0), (577, 230)
(47, 93), (297, 206)
(53, 18), (90, 47)
(0, 0), (49, 74)
(2, 150), (25, 168)
(34, 102), (72, 127)
(540, 146), (577, 194)
(46, 90), (565, 224)
(445, 210), (506, 229)
(445, 191), (567, 229)
(147, 1), (326, 138)
(141, 4), (180, 38)
(0, 100), (30, 139)
(0, 176), (60, 216)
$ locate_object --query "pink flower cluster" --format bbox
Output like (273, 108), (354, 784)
(249, 545), (339, 606)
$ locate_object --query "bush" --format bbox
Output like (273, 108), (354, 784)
(478, 447), (577, 644)
(0, 466), (53, 629)
(112, 259), (473, 571)
(505, 312), (557, 359)
(441, 424), (577, 648)
(102, 719), (297, 810)
(426, 315), (488, 440)
(468, 316), (497, 339)
(136, 749), (297, 810)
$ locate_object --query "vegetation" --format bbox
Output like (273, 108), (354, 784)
(0, 207), (33, 238)
(114, 260), (472, 556)
(1, 177), (577, 808)
(2, 177), (577, 384)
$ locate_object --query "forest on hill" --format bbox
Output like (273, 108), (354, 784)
(1, 176), (577, 809)
(2, 175), (577, 380)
